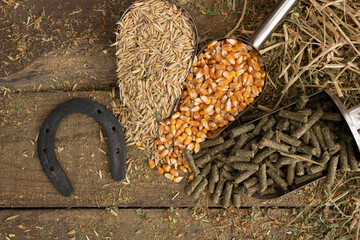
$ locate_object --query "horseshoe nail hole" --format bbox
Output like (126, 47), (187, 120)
(43, 148), (47, 153)
(112, 127), (116, 131)
(97, 109), (102, 114)
(115, 148), (120, 154)
(45, 128), (49, 133)
(49, 167), (54, 172)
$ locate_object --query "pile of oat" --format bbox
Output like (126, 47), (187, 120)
(113, 0), (196, 149)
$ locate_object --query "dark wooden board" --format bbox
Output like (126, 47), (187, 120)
(0, 92), (317, 208)
(0, 42), (117, 91)
(0, 208), (294, 239)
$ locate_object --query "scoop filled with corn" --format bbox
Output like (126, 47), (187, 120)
(150, 0), (300, 182)
(151, 39), (266, 181)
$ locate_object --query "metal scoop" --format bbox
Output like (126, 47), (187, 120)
(174, 0), (299, 139)
(239, 90), (360, 200)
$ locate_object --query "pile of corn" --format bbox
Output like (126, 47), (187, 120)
(149, 39), (266, 182)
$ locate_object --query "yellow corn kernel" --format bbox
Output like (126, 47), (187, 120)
(196, 130), (207, 139)
(185, 127), (192, 136)
(148, 159), (156, 169)
(194, 142), (200, 153)
(179, 165), (188, 173)
(164, 173), (174, 181)
(162, 164), (171, 172)
(173, 176), (184, 183)
(184, 135), (193, 146)
(189, 120), (200, 127)
(187, 142), (194, 151)
(180, 105), (190, 112)
(157, 144), (165, 151)
(157, 166), (164, 175)
(170, 168), (179, 177)
(160, 149), (169, 157)
(172, 112), (180, 119)
(201, 118), (209, 129)
(239, 102), (247, 111)
(188, 172), (195, 181)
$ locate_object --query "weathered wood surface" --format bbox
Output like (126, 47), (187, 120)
(0, 42), (117, 91)
(0, 92), (316, 208)
(0, 208), (293, 239)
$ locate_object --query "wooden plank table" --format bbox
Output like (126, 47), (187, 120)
(0, 1), (317, 238)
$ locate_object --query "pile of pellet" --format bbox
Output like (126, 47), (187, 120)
(184, 94), (359, 208)
(151, 38), (266, 182)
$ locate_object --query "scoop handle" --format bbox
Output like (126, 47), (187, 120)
(249, 0), (298, 50)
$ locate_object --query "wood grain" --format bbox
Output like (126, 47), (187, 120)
(0, 208), (293, 239)
(0, 42), (117, 91)
(0, 92), (315, 208)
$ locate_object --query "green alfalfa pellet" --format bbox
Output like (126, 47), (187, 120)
(294, 95), (309, 111)
(209, 139), (236, 156)
(252, 148), (276, 164)
(243, 176), (258, 189)
(269, 152), (280, 162)
(297, 144), (318, 156)
(220, 168), (234, 181)
(278, 109), (308, 123)
(294, 172), (323, 185)
(295, 161), (305, 176)
(235, 149), (255, 158)
(289, 119), (302, 127)
(325, 155), (340, 189)
(191, 178), (208, 200)
(263, 129), (275, 141)
(259, 137), (291, 153)
(229, 123), (255, 139)
(193, 149), (209, 159)
(184, 150), (200, 176)
(262, 116), (276, 132)
(259, 163), (267, 192)
(195, 154), (212, 167)
(232, 162), (259, 171)
(276, 118), (290, 132)
(278, 131), (302, 147)
(246, 184), (259, 197)
(230, 133), (253, 155)
(185, 175), (203, 195)
(309, 128), (321, 157)
(313, 124), (327, 152)
(307, 152), (330, 174)
(329, 143), (341, 156)
(200, 162), (212, 177)
(278, 156), (300, 166)
(267, 168), (288, 191)
(297, 108), (312, 116)
(339, 140), (350, 172)
(259, 187), (277, 196)
(222, 182), (233, 208)
(347, 142), (358, 171)
(322, 126), (336, 151)
(292, 107), (324, 139)
(212, 178), (226, 204)
(321, 112), (342, 122)
(233, 193), (241, 208)
(227, 155), (251, 163)
(266, 161), (285, 178)
(234, 170), (257, 184)
(223, 164), (235, 172)
(253, 116), (269, 136)
(300, 130), (311, 145)
(287, 162), (296, 185)
(200, 136), (225, 149)
(208, 164), (219, 194)
(215, 159), (225, 168)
